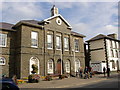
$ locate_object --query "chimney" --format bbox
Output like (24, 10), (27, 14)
(51, 5), (59, 16)
(107, 33), (117, 39)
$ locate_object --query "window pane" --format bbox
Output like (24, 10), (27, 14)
(47, 34), (53, 49)
(74, 39), (79, 51)
(31, 32), (38, 47)
(65, 61), (70, 73)
(56, 36), (61, 49)
(64, 37), (69, 50)
(0, 33), (7, 47)
(48, 60), (53, 74)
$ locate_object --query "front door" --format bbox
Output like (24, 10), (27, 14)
(57, 59), (63, 74)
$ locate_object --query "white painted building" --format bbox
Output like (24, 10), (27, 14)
(87, 34), (120, 73)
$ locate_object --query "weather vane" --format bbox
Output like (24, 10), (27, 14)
(53, 0), (56, 6)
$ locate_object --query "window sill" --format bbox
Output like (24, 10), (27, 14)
(56, 49), (62, 51)
(75, 51), (79, 53)
(47, 48), (53, 50)
(0, 46), (7, 47)
(31, 46), (38, 48)
(64, 50), (69, 52)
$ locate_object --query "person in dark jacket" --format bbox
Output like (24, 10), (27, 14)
(88, 67), (93, 78)
(107, 67), (110, 77)
(84, 66), (89, 79)
(103, 67), (106, 77)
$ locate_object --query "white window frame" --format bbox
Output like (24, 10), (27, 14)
(64, 37), (69, 51)
(0, 57), (6, 65)
(74, 39), (79, 52)
(56, 35), (61, 50)
(48, 59), (54, 74)
(75, 60), (80, 72)
(31, 31), (38, 48)
(112, 41), (115, 48)
(65, 60), (70, 73)
(0, 33), (7, 47)
(47, 34), (53, 49)
(116, 42), (119, 49)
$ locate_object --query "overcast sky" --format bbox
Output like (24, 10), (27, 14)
(0, 0), (119, 41)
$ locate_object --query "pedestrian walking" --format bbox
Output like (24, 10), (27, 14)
(78, 67), (83, 78)
(88, 67), (93, 78)
(103, 67), (106, 77)
(84, 66), (89, 79)
(107, 67), (110, 77)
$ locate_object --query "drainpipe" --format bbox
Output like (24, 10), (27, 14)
(42, 26), (46, 76)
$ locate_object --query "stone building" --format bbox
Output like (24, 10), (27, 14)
(86, 34), (120, 73)
(0, 5), (85, 79)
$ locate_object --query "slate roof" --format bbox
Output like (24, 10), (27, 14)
(20, 20), (40, 25)
(87, 34), (120, 42)
(0, 21), (85, 37)
(0, 15), (85, 37)
(0, 22), (15, 31)
(71, 31), (86, 37)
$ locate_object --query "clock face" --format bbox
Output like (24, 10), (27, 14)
(56, 18), (62, 25)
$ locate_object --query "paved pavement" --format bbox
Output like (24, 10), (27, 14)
(18, 72), (119, 89)
(71, 72), (120, 88)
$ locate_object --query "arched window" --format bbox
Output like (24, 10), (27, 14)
(65, 60), (70, 73)
(75, 60), (80, 72)
(29, 57), (39, 74)
(48, 59), (54, 74)
(0, 57), (6, 65)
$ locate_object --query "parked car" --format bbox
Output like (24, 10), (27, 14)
(0, 78), (19, 90)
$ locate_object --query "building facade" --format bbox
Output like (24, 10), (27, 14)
(86, 34), (120, 73)
(0, 6), (85, 78)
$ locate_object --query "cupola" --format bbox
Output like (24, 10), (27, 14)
(51, 5), (59, 16)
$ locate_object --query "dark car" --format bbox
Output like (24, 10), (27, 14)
(0, 78), (19, 90)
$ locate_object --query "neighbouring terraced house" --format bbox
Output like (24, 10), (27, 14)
(0, 5), (86, 79)
(86, 34), (120, 73)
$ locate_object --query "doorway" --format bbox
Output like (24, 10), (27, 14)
(116, 60), (119, 71)
(57, 59), (63, 74)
